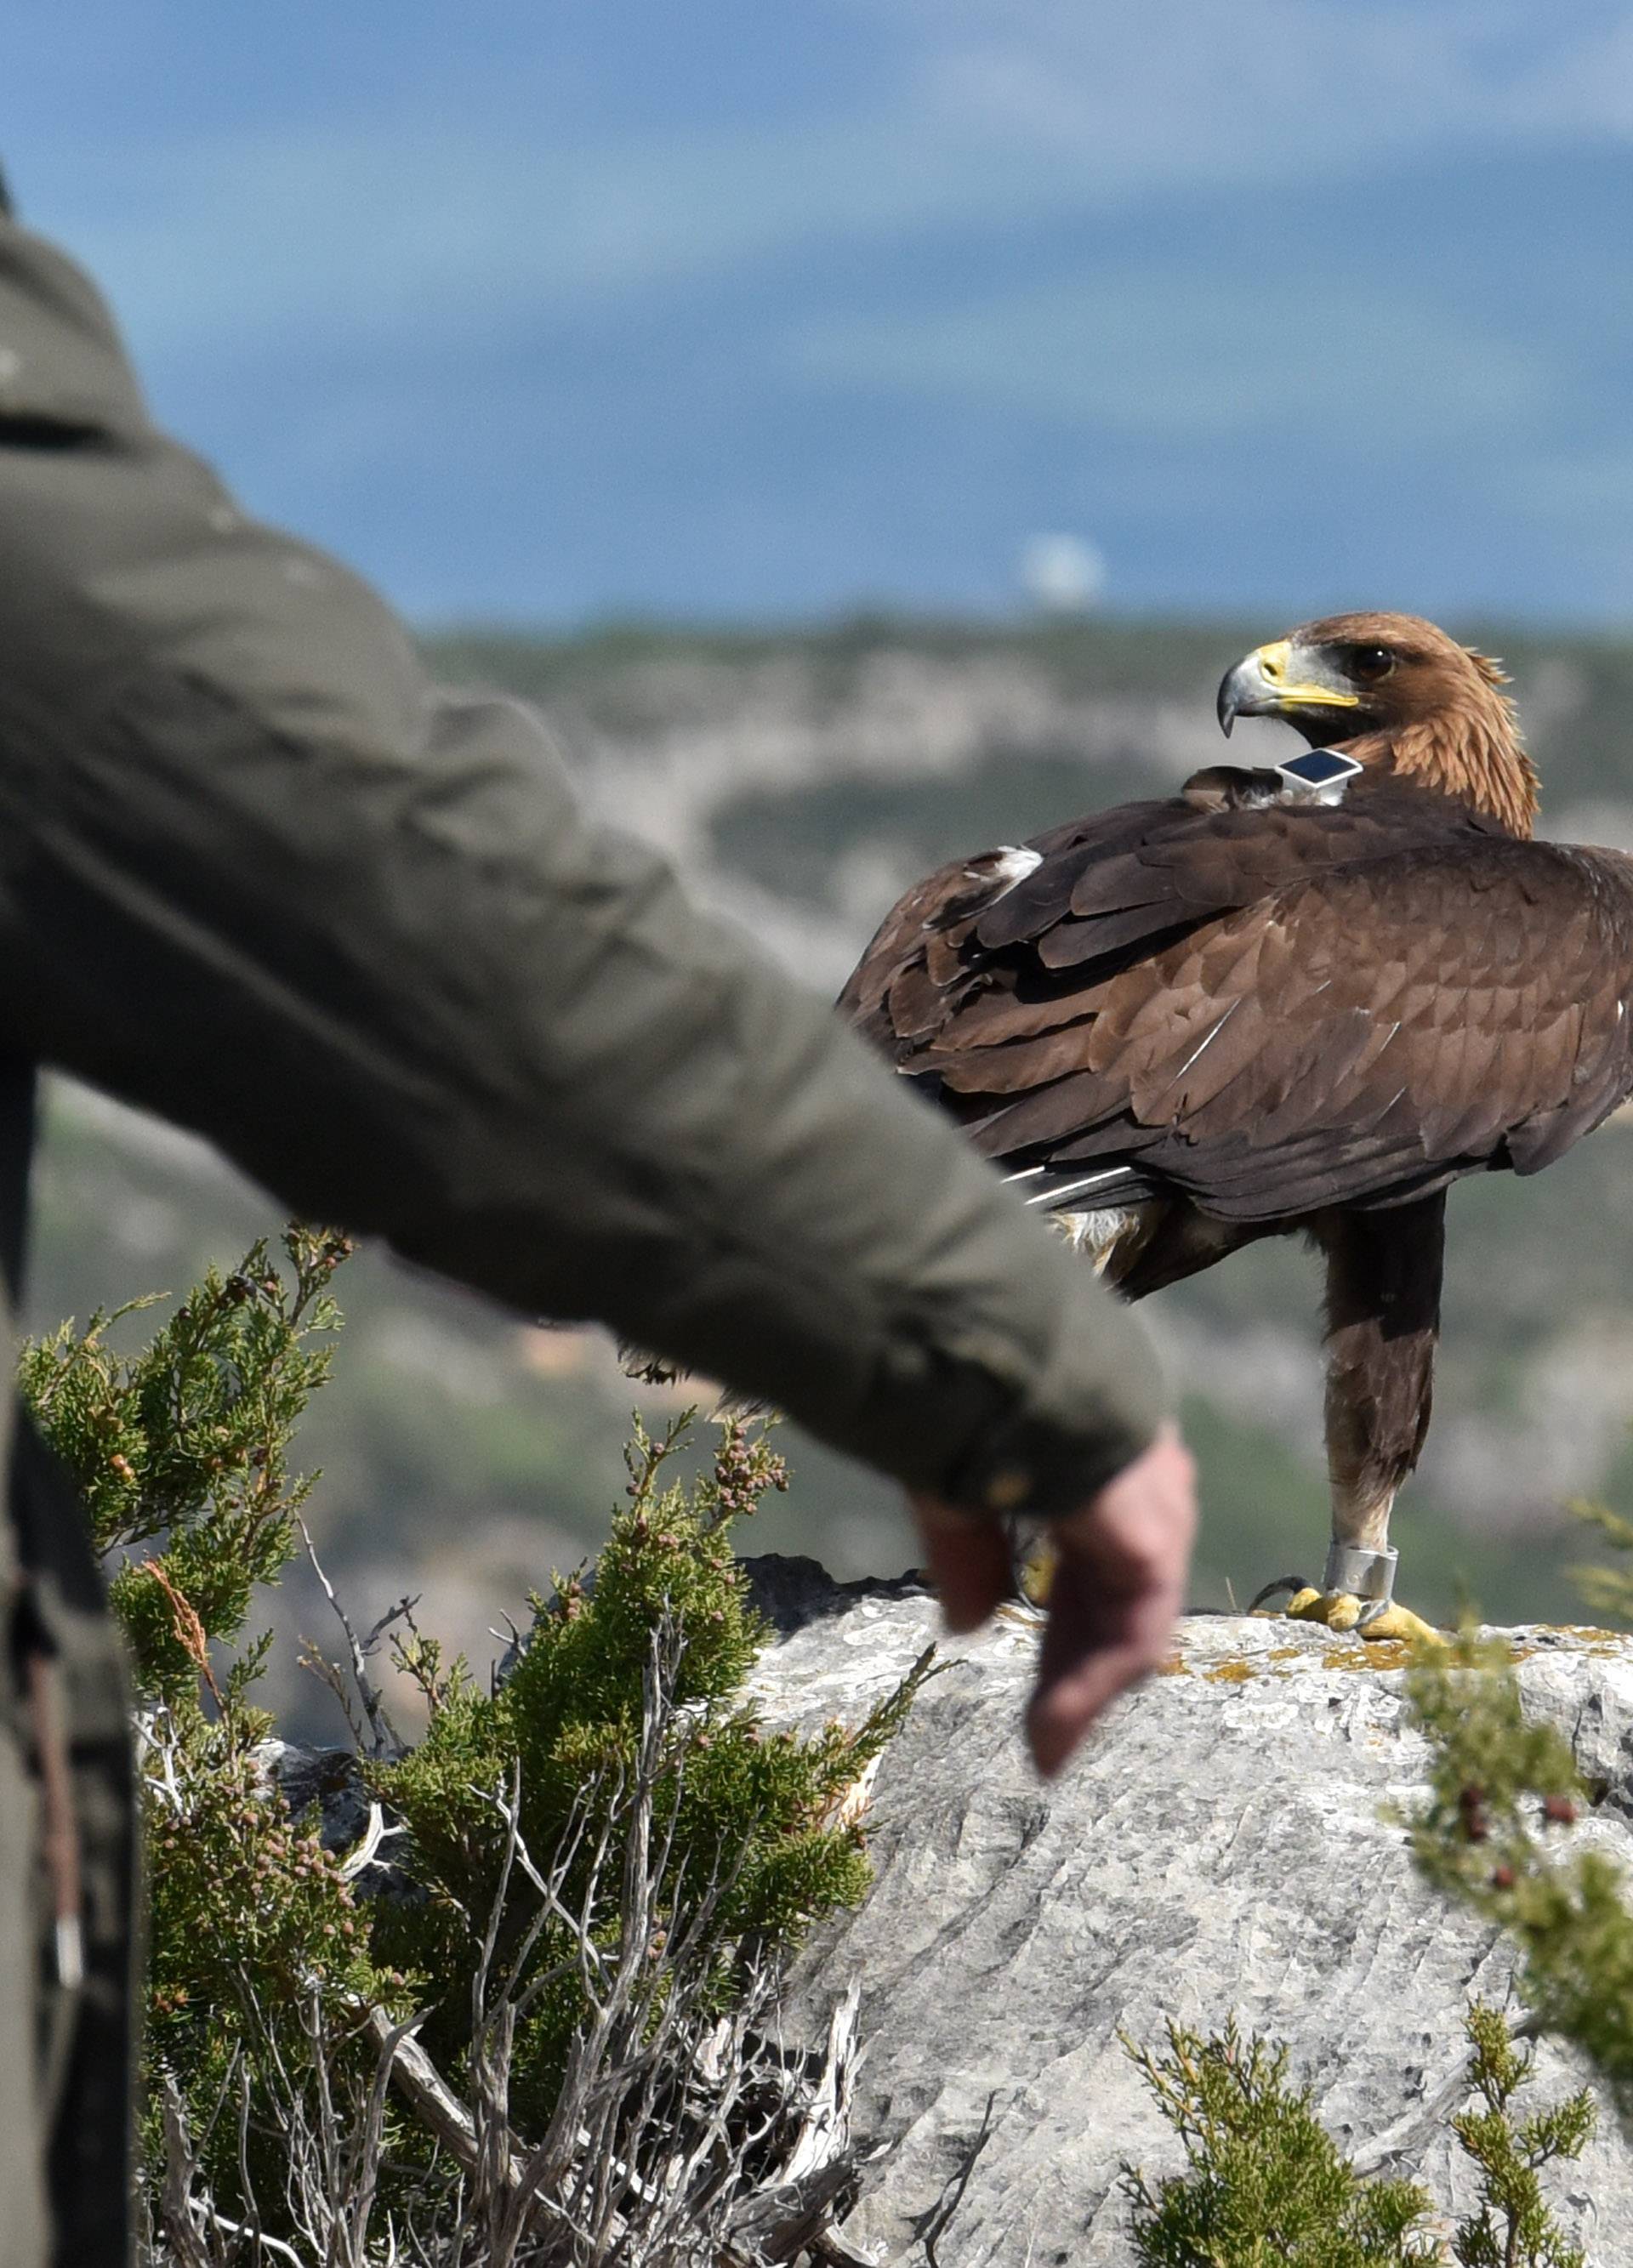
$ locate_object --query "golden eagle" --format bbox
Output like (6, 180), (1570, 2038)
(839, 612), (1624, 1637)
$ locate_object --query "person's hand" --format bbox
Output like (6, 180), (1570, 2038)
(909, 1424), (1197, 1777)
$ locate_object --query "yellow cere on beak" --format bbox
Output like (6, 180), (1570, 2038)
(1250, 640), (1362, 710)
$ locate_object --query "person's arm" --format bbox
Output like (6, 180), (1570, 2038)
(0, 213), (1186, 1757)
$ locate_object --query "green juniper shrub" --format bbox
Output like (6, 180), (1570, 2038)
(1120, 2015), (1439, 2267)
(20, 1223), (350, 1702)
(1123, 2003), (1596, 2268)
(371, 1407), (936, 2131)
(19, 1233), (933, 2242)
(15, 1228), (407, 2204)
(137, 1702), (413, 2203)
(1403, 1628), (1633, 2119)
(1450, 2002), (1593, 2268)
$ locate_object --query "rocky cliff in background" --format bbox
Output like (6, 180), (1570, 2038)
(745, 1564), (1633, 2266)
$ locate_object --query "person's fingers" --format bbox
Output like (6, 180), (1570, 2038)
(1027, 1575), (1178, 1773)
(1027, 1640), (1156, 1777)
(1024, 1429), (1197, 1776)
(908, 1493), (1013, 1634)
(1024, 1532), (1150, 1772)
(910, 1425), (1197, 1774)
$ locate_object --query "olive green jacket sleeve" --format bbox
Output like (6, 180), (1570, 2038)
(0, 213), (1166, 1516)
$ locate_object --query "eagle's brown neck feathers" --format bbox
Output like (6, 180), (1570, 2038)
(1343, 651), (1539, 839)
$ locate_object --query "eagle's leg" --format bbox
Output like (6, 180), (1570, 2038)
(1287, 1193), (1447, 1644)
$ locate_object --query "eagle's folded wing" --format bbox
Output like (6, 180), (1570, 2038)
(851, 814), (1633, 1220)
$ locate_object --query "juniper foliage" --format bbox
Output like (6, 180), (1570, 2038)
(369, 1406), (937, 2131)
(1449, 2004), (1592, 2268)
(20, 1223), (350, 1701)
(17, 1232), (928, 2255)
(1120, 2016), (1438, 2267)
(1124, 2004), (1595, 2268)
(1404, 1628), (1633, 2119)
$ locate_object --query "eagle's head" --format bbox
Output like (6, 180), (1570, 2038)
(1215, 610), (1539, 838)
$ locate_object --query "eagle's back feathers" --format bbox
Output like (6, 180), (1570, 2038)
(840, 766), (1633, 1229)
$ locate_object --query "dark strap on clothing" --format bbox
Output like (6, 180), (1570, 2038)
(0, 1057), (34, 1299)
(0, 1065), (137, 2265)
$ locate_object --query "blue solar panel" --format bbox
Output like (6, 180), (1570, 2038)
(1277, 747), (1364, 791)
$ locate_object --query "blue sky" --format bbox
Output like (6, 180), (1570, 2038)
(9, 2), (1633, 625)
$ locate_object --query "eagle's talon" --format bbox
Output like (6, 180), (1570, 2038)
(1351, 1599), (1447, 1645)
(1248, 1575), (1312, 1614)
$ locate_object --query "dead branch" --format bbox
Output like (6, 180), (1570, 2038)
(298, 1521), (407, 1760)
(362, 2004), (491, 2178)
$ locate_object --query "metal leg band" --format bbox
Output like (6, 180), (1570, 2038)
(1322, 1542), (1397, 1603)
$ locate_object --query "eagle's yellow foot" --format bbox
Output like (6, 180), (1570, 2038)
(1016, 1535), (1055, 1607)
(1284, 1586), (1444, 1646)
(987, 1530), (1053, 1624)
(1286, 1583), (1361, 1630)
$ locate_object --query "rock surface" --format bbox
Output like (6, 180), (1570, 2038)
(739, 1560), (1633, 2267)
(251, 1737), (424, 1901)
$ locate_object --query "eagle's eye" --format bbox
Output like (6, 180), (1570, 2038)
(1348, 645), (1397, 685)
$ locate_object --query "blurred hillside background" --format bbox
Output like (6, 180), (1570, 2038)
(12, 3), (1633, 1724)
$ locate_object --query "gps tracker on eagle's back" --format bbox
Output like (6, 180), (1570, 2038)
(1275, 747), (1364, 802)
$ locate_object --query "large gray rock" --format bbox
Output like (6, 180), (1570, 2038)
(740, 1561), (1633, 2266)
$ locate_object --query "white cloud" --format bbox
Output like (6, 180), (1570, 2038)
(792, 272), (1555, 446)
(883, 0), (1633, 158)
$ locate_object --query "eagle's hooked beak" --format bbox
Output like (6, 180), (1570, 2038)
(1216, 639), (1366, 738)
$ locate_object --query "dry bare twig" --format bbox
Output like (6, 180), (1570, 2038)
(298, 1519), (410, 1761)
